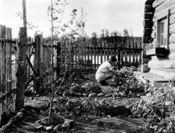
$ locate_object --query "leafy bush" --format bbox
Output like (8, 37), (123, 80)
(132, 83), (175, 132)
(114, 67), (150, 97)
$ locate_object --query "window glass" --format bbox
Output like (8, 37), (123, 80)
(158, 18), (167, 47)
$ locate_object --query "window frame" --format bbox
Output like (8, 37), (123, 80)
(156, 9), (170, 49)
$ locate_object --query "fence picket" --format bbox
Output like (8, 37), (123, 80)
(59, 36), (142, 71)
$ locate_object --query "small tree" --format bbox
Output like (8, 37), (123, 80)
(123, 28), (129, 37)
(47, 0), (87, 123)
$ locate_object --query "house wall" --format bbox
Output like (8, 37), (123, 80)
(147, 0), (175, 79)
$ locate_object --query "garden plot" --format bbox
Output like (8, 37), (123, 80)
(1, 67), (171, 133)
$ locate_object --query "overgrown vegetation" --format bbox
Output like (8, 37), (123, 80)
(132, 82), (175, 133)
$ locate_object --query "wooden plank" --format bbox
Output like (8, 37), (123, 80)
(134, 42), (137, 66)
(26, 55), (37, 76)
(85, 41), (88, 71)
(97, 46), (100, 67)
(0, 41), (2, 106)
(169, 22), (175, 34)
(120, 42), (123, 68)
(169, 33), (175, 43)
(130, 43), (134, 66)
(6, 42), (10, 111)
(94, 43), (96, 69)
(154, 0), (174, 12)
(126, 41), (129, 66)
(99, 40), (102, 65)
(0, 41), (2, 92)
(106, 41), (108, 60)
(87, 41), (90, 70)
(34, 34), (42, 77)
(169, 12), (175, 25)
(40, 38), (44, 63)
(6, 28), (12, 39)
(91, 42), (93, 70)
(128, 41), (131, 66)
(0, 25), (6, 39)
(7, 27), (12, 111)
(1, 42), (5, 112)
(60, 41), (63, 67)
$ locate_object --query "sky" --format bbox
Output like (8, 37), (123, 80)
(0, 0), (145, 38)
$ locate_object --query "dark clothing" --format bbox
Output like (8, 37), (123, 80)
(99, 75), (113, 86)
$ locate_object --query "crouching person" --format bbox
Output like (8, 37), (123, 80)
(95, 56), (118, 86)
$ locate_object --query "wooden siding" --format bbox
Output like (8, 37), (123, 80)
(144, 0), (175, 55)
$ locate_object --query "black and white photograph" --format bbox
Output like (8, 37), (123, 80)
(0, 0), (175, 132)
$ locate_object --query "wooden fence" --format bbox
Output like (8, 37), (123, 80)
(25, 35), (59, 94)
(0, 25), (143, 118)
(0, 25), (56, 116)
(59, 36), (142, 71)
(0, 25), (16, 115)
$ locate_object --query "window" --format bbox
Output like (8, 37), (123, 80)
(158, 18), (167, 47)
(156, 9), (170, 49)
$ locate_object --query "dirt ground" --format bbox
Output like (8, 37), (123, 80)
(0, 73), (149, 133)
(6, 97), (144, 133)
(1, 95), (146, 133)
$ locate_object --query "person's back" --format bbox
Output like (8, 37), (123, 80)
(95, 56), (117, 86)
(95, 61), (113, 82)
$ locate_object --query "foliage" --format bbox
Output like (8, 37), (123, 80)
(132, 83), (175, 132)
(53, 96), (134, 119)
(47, 0), (87, 39)
(123, 28), (129, 37)
(113, 66), (150, 97)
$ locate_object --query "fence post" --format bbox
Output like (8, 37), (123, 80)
(34, 34), (42, 94)
(118, 42), (121, 69)
(15, 27), (27, 111)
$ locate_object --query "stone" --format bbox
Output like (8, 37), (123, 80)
(25, 98), (49, 110)
(25, 89), (34, 97)
(40, 113), (64, 126)
(88, 93), (97, 97)
(20, 108), (26, 112)
(36, 125), (43, 130)
(54, 124), (62, 132)
(70, 85), (82, 93)
(63, 90), (70, 96)
(16, 112), (24, 118)
(36, 120), (41, 124)
(62, 119), (75, 130)
(89, 86), (102, 93)
(53, 98), (57, 103)
(105, 93), (112, 97)
(74, 92), (82, 97)
(30, 109), (37, 114)
(45, 125), (54, 131)
(40, 110), (46, 115)
(40, 117), (49, 126)
(97, 93), (104, 97)
(82, 93), (88, 97)
(141, 64), (150, 73)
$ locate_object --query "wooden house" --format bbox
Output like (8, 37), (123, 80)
(143, 0), (175, 80)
